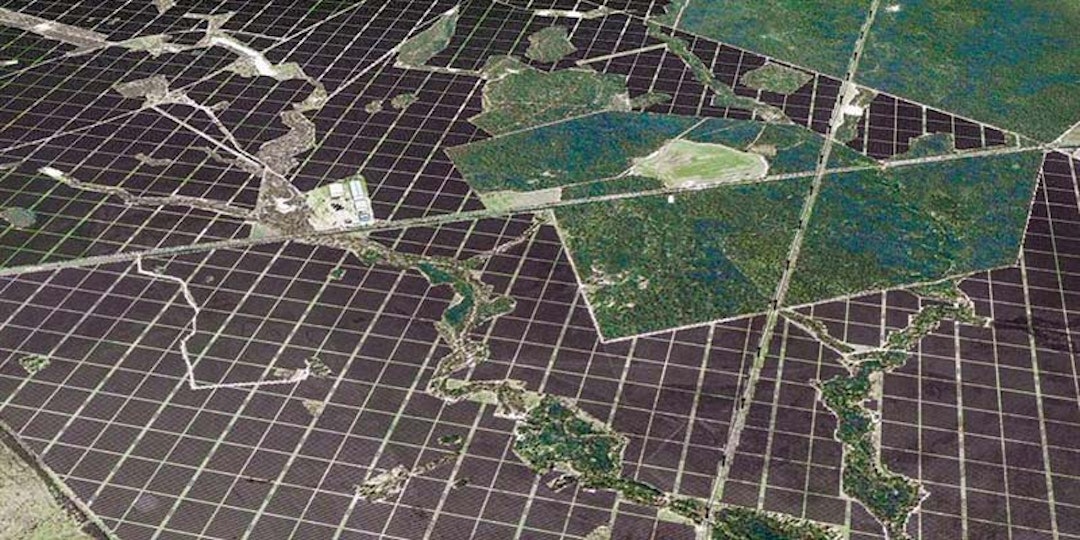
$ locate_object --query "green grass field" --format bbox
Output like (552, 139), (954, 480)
(630, 139), (768, 187)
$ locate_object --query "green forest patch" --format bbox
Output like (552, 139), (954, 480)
(711, 506), (839, 540)
(858, 1), (1080, 141)
(513, 395), (626, 481)
(525, 26), (577, 63)
(891, 132), (957, 161)
(390, 92), (418, 109)
(657, 0), (868, 77)
(786, 151), (1043, 306)
(739, 63), (814, 95)
(471, 59), (631, 135)
(396, 6), (459, 67)
(832, 86), (877, 145)
(447, 112), (701, 194)
(448, 112), (871, 208)
(554, 179), (808, 339)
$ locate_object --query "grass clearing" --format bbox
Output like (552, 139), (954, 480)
(629, 139), (768, 188)
(1059, 123), (1080, 146)
(478, 187), (562, 212)
(686, 118), (874, 173)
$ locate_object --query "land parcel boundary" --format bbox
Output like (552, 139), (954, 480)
(857, 1), (1080, 142)
(786, 151), (1044, 306)
(553, 179), (809, 340)
(446, 112), (873, 210)
(655, 0), (868, 78)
